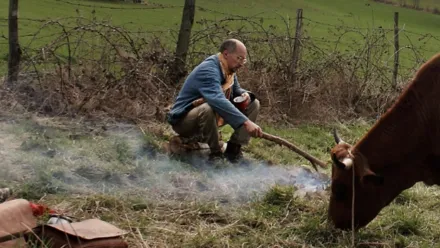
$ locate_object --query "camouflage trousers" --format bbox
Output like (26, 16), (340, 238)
(171, 99), (260, 153)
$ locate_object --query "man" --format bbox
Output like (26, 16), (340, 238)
(167, 39), (263, 163)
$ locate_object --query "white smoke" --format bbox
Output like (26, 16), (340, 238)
(0, 120), (330, 203)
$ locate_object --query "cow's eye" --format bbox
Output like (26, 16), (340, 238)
(332, 183), (348, 201)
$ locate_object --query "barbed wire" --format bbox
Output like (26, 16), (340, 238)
(10, 30), (440, 49)
(302, 17), (394, 31)
(403, 29), (440, 40)
(196, 7), (279, 20)
(44, 0), (182, 10)
(2, 2), (438, 120)
(1, 17), (69, 23)
(2, 4), (438, 67)
(2, 7), (439, 44)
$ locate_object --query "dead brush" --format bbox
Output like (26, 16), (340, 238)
(3, 14), (427, 125)
(7, 49), (177, 123)
(236, 54), (401, 123)
(187, 16), (417, 123)
(2, 16), (179, 123)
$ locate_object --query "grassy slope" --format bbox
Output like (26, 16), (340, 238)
(387, 0), (440, 9)
(5, 0), (437, 36)
(0, 0), (439, 66)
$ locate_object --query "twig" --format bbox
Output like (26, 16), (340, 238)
(136, 228), (149, 248)
(260, 132), (328, 171)
(0, 231), (27, 243)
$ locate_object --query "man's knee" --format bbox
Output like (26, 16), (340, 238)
(248, 99), (260, 113)
(252, 99), (260, 109)
(198, 103), (216, 121)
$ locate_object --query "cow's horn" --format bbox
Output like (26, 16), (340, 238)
(342, 158), (353, 169)
(333, 129), (342, 144)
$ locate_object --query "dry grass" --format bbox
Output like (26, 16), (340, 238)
(1, 112), (440, 247)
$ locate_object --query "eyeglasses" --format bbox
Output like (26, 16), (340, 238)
(236, 55), (247, 64)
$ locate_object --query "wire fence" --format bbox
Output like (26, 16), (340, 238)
(1, 3), (438, 72)
(0, 5), (437, 84)
(1, 1), (439, 120)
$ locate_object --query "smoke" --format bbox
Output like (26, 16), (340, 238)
(112, 156), (330, 204)
(0, 120), (330, 204)
(75, 124), (330, 203)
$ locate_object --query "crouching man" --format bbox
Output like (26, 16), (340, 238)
(166, 39), (263, 163)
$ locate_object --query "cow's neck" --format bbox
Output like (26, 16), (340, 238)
(355, 60), (440, 186)
(356, 87), (430, 170)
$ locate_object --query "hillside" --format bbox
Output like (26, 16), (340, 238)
(374, 0), (440, 13)
(1, 0), (440, 70)
(1, 0), (439, 31)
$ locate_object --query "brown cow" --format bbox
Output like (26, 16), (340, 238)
(329, 52), (440, 230)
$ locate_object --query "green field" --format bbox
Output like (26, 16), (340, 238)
(1, 0), (439, 32)
(386, 0), (440, 10)
(1, 0), (440, 74)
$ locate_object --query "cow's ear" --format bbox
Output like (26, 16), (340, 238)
(362, 170), (384, 186)
(331, 153), (347, 170)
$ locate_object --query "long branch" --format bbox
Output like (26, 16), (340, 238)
(260, 132), (328, 171)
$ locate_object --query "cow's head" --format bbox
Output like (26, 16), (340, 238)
(328, 130), (385, 230)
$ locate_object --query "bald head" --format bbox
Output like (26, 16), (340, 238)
(219, 39), (247, 72)
(219, 39), (246, 54)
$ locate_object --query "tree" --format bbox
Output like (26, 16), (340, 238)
(7, 0), (20, 88)
(170, 0), (196, 84)
(413, 0), (420, 9)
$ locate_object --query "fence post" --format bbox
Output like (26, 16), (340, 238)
(171, 0), (196, 85)
(290, 8), (303, 83)
(7, 0), (20, 88)
(393, 12), (399, 89)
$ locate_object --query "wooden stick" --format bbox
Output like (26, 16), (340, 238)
(260, 132), (328, 171)
(0, 231), (26, 243)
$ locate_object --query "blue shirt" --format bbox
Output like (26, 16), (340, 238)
(167, 55), (249, 129)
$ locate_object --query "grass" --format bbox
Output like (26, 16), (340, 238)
(1, 0), (440, 73)
(1, 1), (440, 245)
(383, 0), (440, 10)
(2, 113), (440, 247)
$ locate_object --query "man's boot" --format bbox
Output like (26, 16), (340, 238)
(207, 150), (225, 166)
(224, 142), (243, 163)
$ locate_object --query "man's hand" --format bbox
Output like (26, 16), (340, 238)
(241, 92), (250, 104)
(243, 120), (263, 137)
